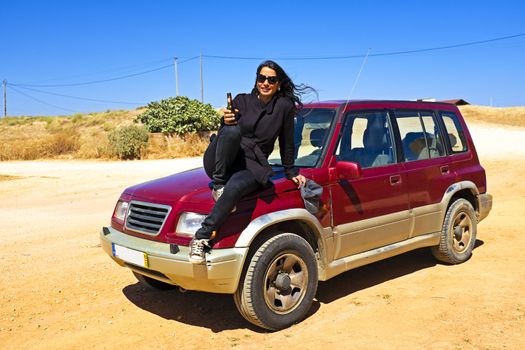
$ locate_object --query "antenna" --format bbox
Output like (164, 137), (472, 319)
(341, 48), (371, 113)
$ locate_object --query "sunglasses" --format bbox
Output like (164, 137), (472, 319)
(257, 73), (279, 85)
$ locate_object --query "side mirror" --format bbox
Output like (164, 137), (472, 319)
(335, 161), (362, 180)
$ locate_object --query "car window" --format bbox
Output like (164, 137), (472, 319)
(395, 110), (446, 161)
(440, 112), (468, 154)
(336, 111), (395, 169)
(268, 108), (337, 167)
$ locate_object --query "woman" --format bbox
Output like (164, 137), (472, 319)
(189, 60), (310, 264)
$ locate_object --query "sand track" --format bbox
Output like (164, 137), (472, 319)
(1, 123), (524, 349)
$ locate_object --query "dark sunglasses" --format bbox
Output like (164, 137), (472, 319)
(257, 73), (279, 85)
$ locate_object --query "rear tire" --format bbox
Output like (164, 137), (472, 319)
(432, 198), (477, 264)
(133, 272), (176, 290)
(233, 233), (318, 330)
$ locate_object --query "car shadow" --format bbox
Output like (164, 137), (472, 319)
(122, 239), (484, 331)
(317, 239), (484, 304)
(122, 283), (260, 333)
(316, 248), (437, 303)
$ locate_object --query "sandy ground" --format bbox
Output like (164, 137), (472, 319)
(1, 123), (524, 349)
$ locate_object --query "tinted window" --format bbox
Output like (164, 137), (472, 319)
(268, 108), (337, 167)
(440, 112), (468, 153)
(336, 111), (395, 168)
(395, 110), (446, 161)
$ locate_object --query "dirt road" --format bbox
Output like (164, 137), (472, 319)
(1, 123), (524, 349)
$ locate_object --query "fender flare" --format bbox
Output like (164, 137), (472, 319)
(442, 180), (479, 208)
(234, 208), (328, 249)
(437, 180), (481, 224)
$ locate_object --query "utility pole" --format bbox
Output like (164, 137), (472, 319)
(173, 57), (179, 97)
(2, 80), (6, 118)
(200, 52), (204, 103)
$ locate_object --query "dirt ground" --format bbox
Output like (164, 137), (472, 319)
(1, 123), (524, 349)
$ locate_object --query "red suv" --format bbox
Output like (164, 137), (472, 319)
(101, 100), (492, 330)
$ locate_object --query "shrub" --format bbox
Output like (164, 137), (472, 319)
(42, 129), (81, 156)
(108, 125), (149, 160)
(136, 96), (220, 136)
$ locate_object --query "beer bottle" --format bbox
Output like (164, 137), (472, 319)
(227, 92), (235, 119)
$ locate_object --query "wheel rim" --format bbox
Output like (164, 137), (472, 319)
(452, 211), (473, 253)
(263, 252), (309, 314)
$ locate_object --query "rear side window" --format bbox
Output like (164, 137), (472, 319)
(394, 110), (446, 161)
(336, 111), (395, 169)
(440, 112), (468, 154)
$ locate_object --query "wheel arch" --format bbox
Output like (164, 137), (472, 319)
(235, 208), (327, 250)
(443, 181), (479, 213)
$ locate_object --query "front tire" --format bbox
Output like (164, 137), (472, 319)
(233, 233), (318, 330)
(432, 198), (477, 264)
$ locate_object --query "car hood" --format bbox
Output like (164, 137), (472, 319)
(123, 167), (298, 205)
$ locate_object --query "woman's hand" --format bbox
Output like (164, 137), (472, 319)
(221, 108), (238, 125)
(292, 174), (307, 188)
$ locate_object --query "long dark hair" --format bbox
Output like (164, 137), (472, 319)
(252, 60), (317, 113)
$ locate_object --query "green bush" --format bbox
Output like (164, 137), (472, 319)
(136, 96), (220, 135)
(108, 125), (149, 160)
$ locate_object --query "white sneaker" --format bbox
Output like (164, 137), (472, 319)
(188, 238), (210, 264)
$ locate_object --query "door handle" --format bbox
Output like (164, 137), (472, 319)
(440, 165), (450, 175)
(389, 175), (402, 186)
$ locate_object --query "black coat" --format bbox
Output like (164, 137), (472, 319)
(228, 91), (299, 185)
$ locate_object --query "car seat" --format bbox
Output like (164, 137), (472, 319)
(403, 132), (431, 161)
(348, 126), (392, 168)
(310, 128), (326, 153)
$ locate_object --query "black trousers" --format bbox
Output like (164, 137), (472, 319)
(195, 125), (261, 240)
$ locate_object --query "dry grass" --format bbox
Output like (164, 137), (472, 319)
(459, 105), (525, 128)
(145, 132), (210, 159)
(0, 108), (210, 161)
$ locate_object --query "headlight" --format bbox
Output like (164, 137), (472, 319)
(113, 201), (129, 221)
(176, 212), (207, 237)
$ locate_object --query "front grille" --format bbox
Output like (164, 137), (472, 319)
(125, 201), (171, 235)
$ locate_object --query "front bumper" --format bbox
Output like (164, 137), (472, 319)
(477, 193), (493, 222)
(100, 226), (247, 294)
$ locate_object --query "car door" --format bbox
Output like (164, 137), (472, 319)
(392, 109), (455, 237)
(330, 110), (410, 259)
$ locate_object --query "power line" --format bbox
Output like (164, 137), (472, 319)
(371, 32), (525, 57)
(10, 84), (145, 105)
(14, 63), (173, 88)
(204, 32), (525, 61)
(179, 56), (200, 64)
(8, 85), (77, 113)
(17, 57), (174, 85)
(13, 56), (200, 88)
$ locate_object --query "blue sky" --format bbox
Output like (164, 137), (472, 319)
(1, 0), (524, 116)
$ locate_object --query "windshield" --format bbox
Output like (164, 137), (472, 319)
(269, 108), (337, 168)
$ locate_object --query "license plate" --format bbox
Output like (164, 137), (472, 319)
(112, 243), (149, 268)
